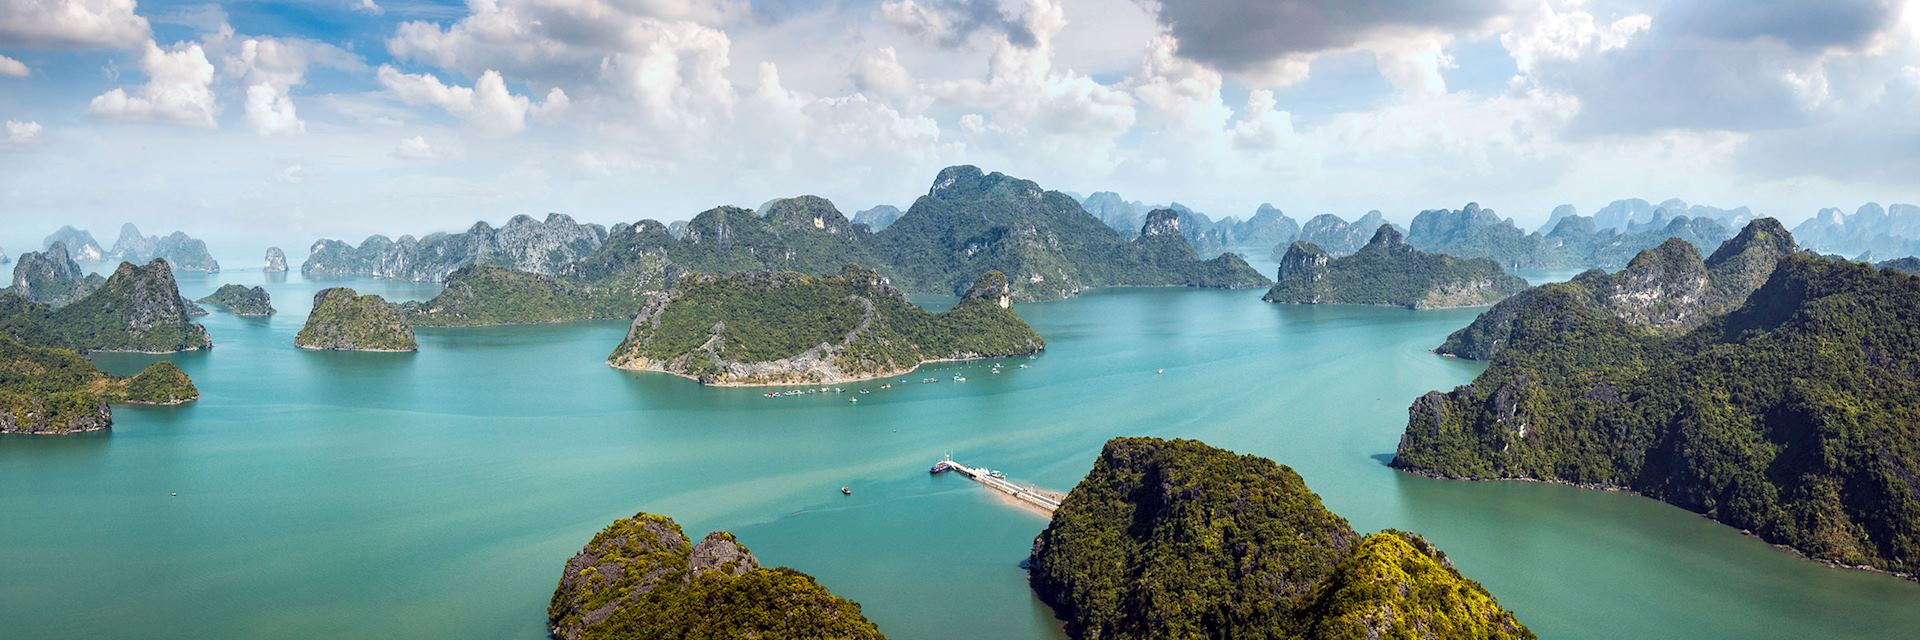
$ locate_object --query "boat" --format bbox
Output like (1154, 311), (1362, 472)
(1018, 364), (1028, 369)
(922, 377), (938, 384)
(880, 384), (891, 390)
(848, 397), (858, 403)
(1156, 368), (1164, 374)
(988, 470), (1006, 479)
(930, 461), (954, 474)
(859, 388), (871, 395)
(953, 375), (966, 382)
(841, 486), (852, 495)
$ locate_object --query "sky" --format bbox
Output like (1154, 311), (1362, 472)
(1, 0), (1918, 249)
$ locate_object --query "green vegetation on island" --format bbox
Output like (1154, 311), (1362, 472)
(0, 334), (198, 434)
(403, 262), (669, 327)
(296, 288), (417, 352)
(197, 284), (275, 316)
(608, 266), (1043, 385)
(873, 167), (1269, 301)
(1395, 246), (1920, 578)
(548, 512), (884, 640)
(1263, 225), (1529, 308)
(1437, 219), (1796, 360)
(1, 259), (212, 353)
(1029, 437), (1533, 639)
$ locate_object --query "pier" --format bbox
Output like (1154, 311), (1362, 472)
(931, 456), (1063, 513)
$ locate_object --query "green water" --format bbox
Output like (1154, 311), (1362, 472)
(4, 271), (1920, 639)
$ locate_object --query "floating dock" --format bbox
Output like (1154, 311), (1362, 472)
(931, 456), (1062, 513)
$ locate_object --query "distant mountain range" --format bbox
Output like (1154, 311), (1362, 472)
(1791, 202), (1920, 259)
(40, 224), (219, 272)
(304, 166), (1269, 305)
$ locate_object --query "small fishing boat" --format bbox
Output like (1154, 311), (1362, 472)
(1018, 364), (1028, 369)
(848, 397), (858, 403)
(859, 388), (871, 395)
(841, 486), (852, 495)
(1156, 368), (1165, 374)
(953, 375), (966, 382)
(880, 384), (892, 389)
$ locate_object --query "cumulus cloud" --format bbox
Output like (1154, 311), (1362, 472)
(245, 83), (304, 136)
(0, 0), (151, 49)
(88, 40), (220, 128)
(881, 0), (1037, 48)
(6, 119), (41, 144)
(353, 0), (384, 16)
(378, 66), (566, 134)
(393, 135), (434, 159)
(1501, 1), (1651, 74)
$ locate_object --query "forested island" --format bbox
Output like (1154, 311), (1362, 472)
(608, 266), (1042, 385)
(1263, 225), (1528, 308)
(0, 334), (198, 434)
(198, 284), (275, 317)
(1029, 437), (1533, 639)
(1395, 221), (1920, 579)
(549, 512), (884, 640)
(296, 288), (417, 352)
(1, 258), (212, 353)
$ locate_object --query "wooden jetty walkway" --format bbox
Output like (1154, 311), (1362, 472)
(930, 455), (1062, 513)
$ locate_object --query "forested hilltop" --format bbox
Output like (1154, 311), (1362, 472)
(302, 166), (1268, 306)
(1438, 218), (1796, 361)
(1395, 245), (1920, 578)
(549, 512), (884, 640)
(1, 259), (212, 354)
(1263, 225), (1528, 309)
(608, 266), (1042, 385)
(1030, 437), (1533, 639)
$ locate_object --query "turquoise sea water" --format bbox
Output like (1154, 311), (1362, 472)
(4, 269), (1920, 639)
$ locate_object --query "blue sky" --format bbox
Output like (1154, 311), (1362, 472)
(2, 0), (1917, 249)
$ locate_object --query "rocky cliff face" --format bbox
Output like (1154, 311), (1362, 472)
(8, 242), (98, 306)
(1290, 210), (1392, 257)
(264, 246), (288, 272)
(1790, 202), (1920, 258)
(43, 226), (105, 262)
(1029, 437), (1532, 640)
(1438, 219), (1796, 360)
(302, 213), (607, 281)
(296, 288), (417, 351)
(197, 284), (275, 316)
(548, 512), (883, 640)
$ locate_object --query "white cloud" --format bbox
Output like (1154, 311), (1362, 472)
(1230, 90), (1293, 151)
(378, 66), (564, 134)
(245, 83), (304, 136)
(1501, 1), (1652, 75)
(393, 135), (434, 159)
(0, 0), (151, 49)
(353, 0), (384, 16)
(0, 54), (28, 77)
(5, 119), (42, 144)
(88, 40), (220, 128)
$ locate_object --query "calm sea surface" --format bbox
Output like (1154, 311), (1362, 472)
(3, 267), (1918, 639)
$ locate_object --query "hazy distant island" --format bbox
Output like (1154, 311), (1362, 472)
(197, 284), (275, 317)
(264, 247), (288, 273)
(1792, 202), (1920, 259)
(608, 266), (1041, 386)
(1263, 225), (1528, 308)
(300, 166), (1269, 303)
(1, 258), (212, 353)
(549, 512), (884, 640)
(1437, 218), (1796, 361)
(43, 226), (106, 263)
(296, 288), (417, 352)
(1029, 437), (1533, 639)
(1395, 221), (1920, 580)
(105, 223), (220, 273)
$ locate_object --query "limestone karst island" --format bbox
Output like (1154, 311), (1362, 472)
(5, 1), (1919, 638)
